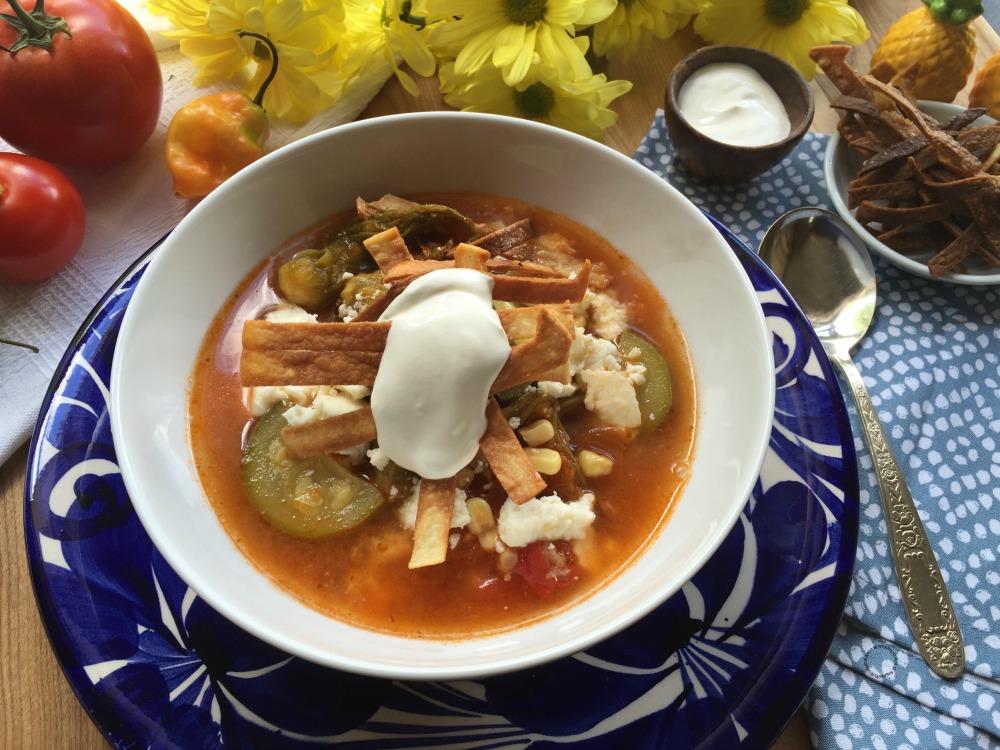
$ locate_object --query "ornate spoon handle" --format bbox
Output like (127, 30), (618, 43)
(831, 350), (965, 680)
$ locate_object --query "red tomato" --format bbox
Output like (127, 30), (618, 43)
(513, 541), (579, 597)
(0, 0), (162, 166)
(0, 153), (85, 282)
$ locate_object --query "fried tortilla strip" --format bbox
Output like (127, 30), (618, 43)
(281, 405), (378, 460)
(480, 399), (546, 505)
(964, 196), (1000, 263)
(863, 75), (983, 178)
(854, 199), (953, 229)
(945, 108), (991, 132)
(847, 179), (922, 208)
(246, 306), (574, 386)
(383, 258), (456, 284)
(857, 135), (926, 176)
(383, 257), (566, 285)
(829, 94), (880, 120)
(243, 320), (390, 352)
(487, 257), (565, 278)
(926, 224), (981, 278)
(384, 257), (591, 303)
(877, 231), (936, 255)
(356, 194), (421, 219)
(363, 226), (414, 272)
(888, 62), (920, 102)
(492, 308), (574, 393)
(472, 218), (532, 254)
(241, 349), (380, 386)
(454, 242), (491, 272)
(408, 476), (457, 569)
(496, 303), (574, 341)
(492, 259), (591, 304)
(810, 44), (873, 100)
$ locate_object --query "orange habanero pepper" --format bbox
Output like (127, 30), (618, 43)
(165, 31), (276, 199)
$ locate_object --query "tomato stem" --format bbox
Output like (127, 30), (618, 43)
(0, 0), (71, 53)
(0, 336), (39, 353)
(237, 31), (279, 108)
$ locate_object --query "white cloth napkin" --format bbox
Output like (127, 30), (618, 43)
(0, 31), (390, 465)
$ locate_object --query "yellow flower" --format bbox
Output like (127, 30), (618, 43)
(335, 0), (437, 97)
(591, 0), (699, 60)
(425, 0), (616, 87)
(439, 60), (631, 140)
(149, 0), (345, 122)
(693, 0), (869, 80)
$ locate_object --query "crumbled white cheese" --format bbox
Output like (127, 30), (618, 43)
(367, 446), (391, 471)
(264, 303), (317, 324)
(583, 290), (628, 341)
(508, 416), (521, 430)
(397, 484), (471, 530)
(622, 346), (648, 386)
(338, 293), (366, 322)
(249, 385), (319, 417)
(497, 492), (596, 548)
(283, 386), (366, 426)
(536, 380), (577, 398)
(570, 328), (620, 374)
(579, 370), (643, 428)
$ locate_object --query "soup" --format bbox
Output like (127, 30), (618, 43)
(188, 193), (697, 638)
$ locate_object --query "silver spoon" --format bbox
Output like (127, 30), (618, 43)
(759, 207), (965, 681)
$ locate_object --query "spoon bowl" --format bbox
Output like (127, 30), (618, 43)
(760, 208), (876, 352)
(759, 207), (965, 680)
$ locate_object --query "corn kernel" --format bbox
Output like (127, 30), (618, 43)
(478, 528), (499, 552)
(525, 447), (562, 475)
(519, 419), (555, 447)
(498, 547), (518, 574)
(465, 496), (495, 535)
(579, 449), (613, 477)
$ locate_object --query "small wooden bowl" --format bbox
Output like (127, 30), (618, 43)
(663, 45), (814, 184)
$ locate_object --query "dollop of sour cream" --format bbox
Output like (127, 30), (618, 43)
(678, 62), (791, 148)
(370, 268), (511, 479)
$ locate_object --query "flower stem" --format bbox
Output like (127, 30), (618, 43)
(1, 336), (39, 353)
(237, 31), (279, 108)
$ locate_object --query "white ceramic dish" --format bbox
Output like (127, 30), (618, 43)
(824, 100), (999, 285)
(109, 112), (774, 681)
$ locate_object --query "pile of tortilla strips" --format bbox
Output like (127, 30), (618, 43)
(811, 44), (1000, 279)
(241, 221), (588, 569)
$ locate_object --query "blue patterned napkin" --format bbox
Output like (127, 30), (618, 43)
(634, 111), (1000, 749)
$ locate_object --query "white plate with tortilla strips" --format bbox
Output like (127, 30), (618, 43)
(824, 100), (1000, 285)
(24, 218), (858, 749)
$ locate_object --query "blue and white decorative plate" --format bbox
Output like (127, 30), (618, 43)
(25, 221), (859, 750)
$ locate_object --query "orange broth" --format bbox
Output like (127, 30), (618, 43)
(188, 193), (697, 638)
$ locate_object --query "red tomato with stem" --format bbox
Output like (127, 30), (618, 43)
(0, 153), (85, 282)
(0, 0), (162, 166)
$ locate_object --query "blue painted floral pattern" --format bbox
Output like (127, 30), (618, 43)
(25, 220), (858, 749)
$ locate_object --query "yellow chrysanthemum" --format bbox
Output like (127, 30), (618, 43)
(149, 0), (345, 121)
(334, 0), (437, 97)
(425, 0), (616, 87)
(439, 60), (631, 140)
(693, 0), (869, 80)
(591, 0), (700, 60)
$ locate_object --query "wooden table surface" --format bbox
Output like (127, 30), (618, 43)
(3, 2), (997, 747)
